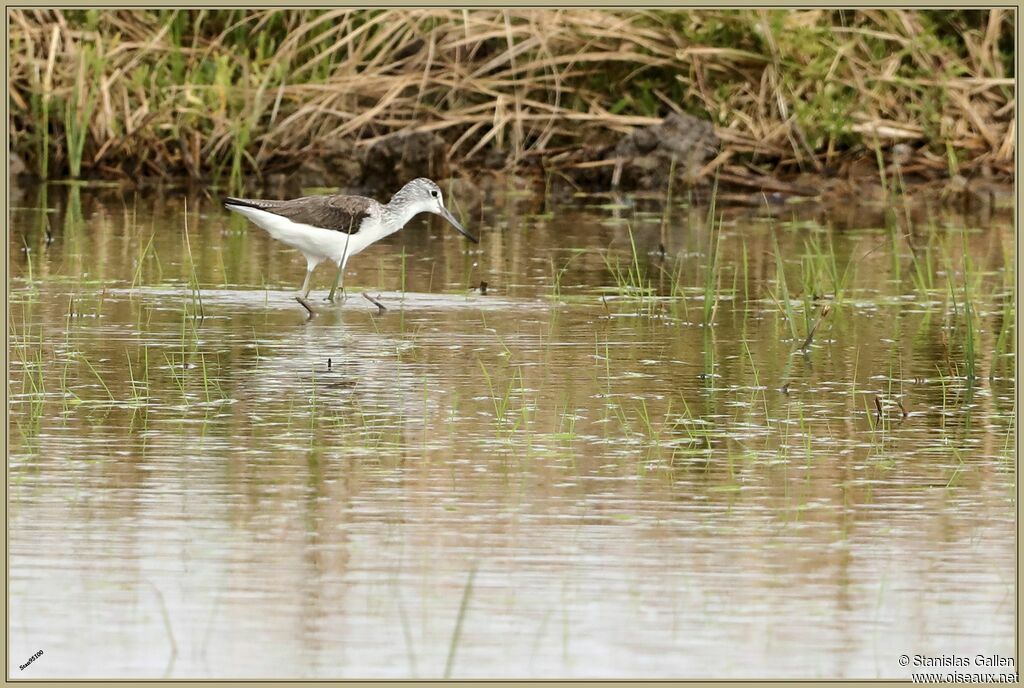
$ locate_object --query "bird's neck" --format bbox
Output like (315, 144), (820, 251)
(383, 199), (427, 232)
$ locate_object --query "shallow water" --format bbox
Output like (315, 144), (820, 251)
(8, 183), (1016, 678)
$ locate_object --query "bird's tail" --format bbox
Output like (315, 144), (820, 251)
(223, 197), (262, 210)
(222, 198), (297, 246)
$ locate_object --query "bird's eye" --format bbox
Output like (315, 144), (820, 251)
(431, 190), (439, 198)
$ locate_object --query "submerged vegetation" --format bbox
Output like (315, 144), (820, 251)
(9, 9), (1014, 186)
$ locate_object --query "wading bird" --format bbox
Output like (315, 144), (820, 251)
(224, 178), (477, 316)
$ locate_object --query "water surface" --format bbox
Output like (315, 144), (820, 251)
(8, 183), (1015, 678)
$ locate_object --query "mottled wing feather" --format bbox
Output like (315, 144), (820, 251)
(225, 194), (374, 234)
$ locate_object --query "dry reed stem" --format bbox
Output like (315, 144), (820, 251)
(8, 9), (1015, 181)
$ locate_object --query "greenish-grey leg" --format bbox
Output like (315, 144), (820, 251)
(326, 264), (345, 303)
(296, 268), (316, 318)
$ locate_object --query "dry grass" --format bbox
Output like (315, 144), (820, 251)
(8, 9), (1015, 185)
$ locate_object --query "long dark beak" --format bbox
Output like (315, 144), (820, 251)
(439, 206), (478, 243)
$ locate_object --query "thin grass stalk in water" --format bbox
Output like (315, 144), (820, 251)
(80, 354), (114, 402)
(182, 199), (204, 318)
(443, 563), (478, 679)
(771, 232), (799, 342)
(701, 175), (721, 325)
(702, 222), (720, 326)
(131, 233), (157, 292)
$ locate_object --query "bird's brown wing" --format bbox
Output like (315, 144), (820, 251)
(224, 194), (374, 234)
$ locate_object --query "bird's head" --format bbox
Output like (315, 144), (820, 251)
(394, 178), (478, 243)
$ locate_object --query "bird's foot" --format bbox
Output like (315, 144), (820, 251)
(361, 292), (387, 314)
(324, 289), (347, 303)
(296, 295), (317, 319)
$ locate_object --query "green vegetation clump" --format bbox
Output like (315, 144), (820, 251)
(8, 9), (1013, 184)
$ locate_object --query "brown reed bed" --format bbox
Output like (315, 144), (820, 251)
(8, 9), (1015, 187)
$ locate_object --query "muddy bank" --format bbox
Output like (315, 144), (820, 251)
(12, 109), (1009, 217)
(246, 111), (1013, 204)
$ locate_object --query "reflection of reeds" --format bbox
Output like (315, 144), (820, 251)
(9, 10), (1012, 180)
